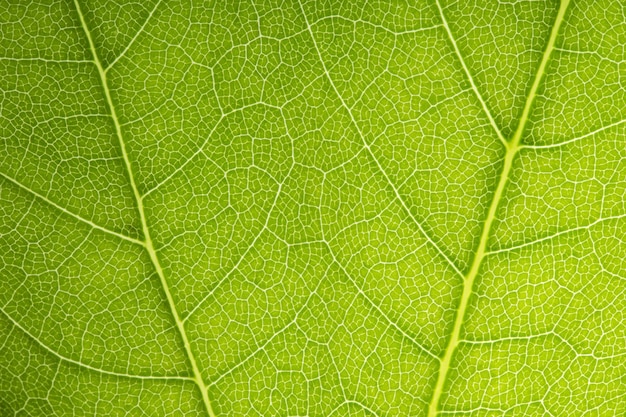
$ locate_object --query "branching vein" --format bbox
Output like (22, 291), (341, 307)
(434, 0), (508, 148)
(73, 1), (216, 416)
(486, 212), (626, 256)
(426, 1), (571, 415)
(0, 306), (193, 381)
(298, 0), (465, 280)
(104, 0), (164, 72)
(0, 171), (144, 246)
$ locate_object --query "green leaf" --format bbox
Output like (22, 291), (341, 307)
(1, 0), (625, 416)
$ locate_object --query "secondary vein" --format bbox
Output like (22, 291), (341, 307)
(0, 171), (144, 246)
(73, 2), (216, 416)
(435, 0), (507, 148)
(0, 306), (193, 382)
(426, 1), (571, 415)
(298, 0), (465, 280)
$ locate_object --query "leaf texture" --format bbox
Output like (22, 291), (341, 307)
(1, 0), (625, 416)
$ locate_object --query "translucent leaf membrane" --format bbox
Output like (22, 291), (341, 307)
(1, 0), (625, 416)
(0, 178), (189, 378)
(0, 60), (142, 238)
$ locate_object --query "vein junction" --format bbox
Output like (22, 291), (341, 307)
(427, 0), (571, 415)
(72, 1), (216, 416)
(52, 0), (571, 415)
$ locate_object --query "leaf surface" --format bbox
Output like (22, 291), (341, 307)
(1, 0), (625, 416)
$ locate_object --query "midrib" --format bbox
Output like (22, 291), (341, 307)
(73, 1), (217, 416)
(426, 0), (571, 415)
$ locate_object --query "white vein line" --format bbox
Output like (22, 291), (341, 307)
(486, 213), (626, 255)
(324, 242), (440, 362)
(104, 0), (163, 72)
(207, 263), (328, 387)
(141, 114), (225, 199)
(434, 0), (507, 148)
(0, 306), (193, 381)
(554, 46), (624, 64)
(520, 118), (626, 150)
(183, 163), (294, 323)
(140, 99), (287, 199)
(439, 401), (552, 416)
(207, 319), (295, 387)
(314, 15), (442, 37)
(298, 1), (464, 279)
(463, 331), (626, 360)
(328, 400), (381, 417)
(73, 2), (216, 416)
(0, 171), (144, 246)
(0, 57), (94, 64)
(460, 332), (555, 345)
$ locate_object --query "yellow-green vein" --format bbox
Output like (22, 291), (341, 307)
(434, 0), (507, 148)
(426, 0), (571, 415)
(73, 1), (217, 416)
(0, 171), (144, 246)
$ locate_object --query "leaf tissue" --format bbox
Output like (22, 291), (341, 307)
(1, 0), (625, 416)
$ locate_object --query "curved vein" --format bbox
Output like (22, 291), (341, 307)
(183, 163), (293, 323)
(328, 400), (381, 417)
(298, 0), (464, 280)
(485, 213), (626, 256)
(207, 264), (327, 388)
(0, 171), (144, 246)
(324, 242), (440, 361)
(141, 114), (225, 199)
(464, 331), (626, 361)
(142, 101), (285, 199)
(0, 306), (192, 381)
(426, 1), (571, 415)
(520, 117), (626, 150)
(73, 2), (216, 416)
(434, 0), (507, 147)
(104, 0), (163, 72)
(0, 57), (94, 64)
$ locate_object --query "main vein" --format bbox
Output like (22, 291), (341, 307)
(73, 2), (216, 416)
(426, 1), (570, 415)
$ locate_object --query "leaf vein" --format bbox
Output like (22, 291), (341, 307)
(520, 117), (626, 150)
(426, 1), (572, 415)
(0, 306), (193, 381)
(0, 172), (144, 246)
(299, 0), (465, 280)
(73, 1), (216, 415)
(485, 213), (626, 256)
(104, 0), (164, 72)
(324, 242), (440, 361)
(434, 0), (507, 147)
